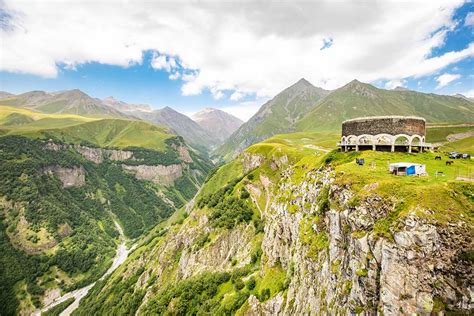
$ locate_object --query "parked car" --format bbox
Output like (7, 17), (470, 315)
(449, 152), (460, 159)
(462, 153), (471, 159)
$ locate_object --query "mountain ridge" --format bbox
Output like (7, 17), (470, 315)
(192, 108), (243, 144)
(215, 78), (330, 158)
(0, 89), (130, 118)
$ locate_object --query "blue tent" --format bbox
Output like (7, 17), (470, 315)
(406, 165), (416, 175)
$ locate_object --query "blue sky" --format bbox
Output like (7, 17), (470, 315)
(1, 1), (473, 120)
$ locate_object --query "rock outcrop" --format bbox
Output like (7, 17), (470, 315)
(75, 150), (473, 315)
(43, 165), (86, 188)
(122, 164), (183, 186)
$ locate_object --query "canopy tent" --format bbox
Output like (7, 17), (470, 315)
(389, 162), (426, 176)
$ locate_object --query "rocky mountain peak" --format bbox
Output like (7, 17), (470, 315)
(191, 107), (243, 144)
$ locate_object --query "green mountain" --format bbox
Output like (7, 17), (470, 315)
(0, 90), (129, 118)
(297, 79), (474, 131)
(75, 132), (473, 315)
(0, 109), (213, 314)
(216, 78), (329, 159)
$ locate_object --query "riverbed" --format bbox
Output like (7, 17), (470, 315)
(34, 221), (132, 316)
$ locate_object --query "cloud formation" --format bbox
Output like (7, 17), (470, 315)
(465, 12), (474, 26)
(1, 0), (473, 98)
(436, 73), (461, 89)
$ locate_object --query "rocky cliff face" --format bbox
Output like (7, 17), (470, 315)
(76, 148), (473, 315)
(249, 165), (472, 314)
(122, 164), (183, 186)
(43, 165), (86, 188)
(43, 140), (200, 186)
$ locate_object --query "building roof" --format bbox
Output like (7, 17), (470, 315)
(342, 116), (426, 124)
(389, 162), (424, 168)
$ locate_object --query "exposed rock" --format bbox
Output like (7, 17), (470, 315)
(43, 165), (86, 188)
(178, 146), (193, 163)
(42, 288), (61, 307)
(122, 164), (183, 186)
(178, 224), (254, 278)
(74, 145), (133, 163)
(243, 153), (264, 173)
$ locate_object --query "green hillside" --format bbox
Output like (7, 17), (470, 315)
(75, 131), (473, 315)
(0, 90), (128, 118)
(0, 106), (173, 152)
(0, 107), (214, 314)
(21, 119), (173, 152)
(297, 80), (474, 132)
(215, 79), (329, 159)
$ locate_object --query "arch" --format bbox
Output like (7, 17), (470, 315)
(411, 135), (422, 145)
(393, 134), (411, 145)
(347, 135), (358, 145)
(340, 136), (347, 145)
(357, 134), (374, 145)
(374, 133), (394, 145)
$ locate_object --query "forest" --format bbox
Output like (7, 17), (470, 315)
(0, 135), (209, 314)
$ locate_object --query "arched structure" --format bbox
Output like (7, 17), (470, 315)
(337, 116), (432, 152)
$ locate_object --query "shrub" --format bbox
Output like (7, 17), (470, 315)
(259, 288), (271, 302)
(246, 277), (256, 290)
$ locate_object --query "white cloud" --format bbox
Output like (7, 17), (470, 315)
(384, 79), (405, 90)
(465, 12), (474, 26)
(230, 91), (245, 101)
(220, 100), (267, 122)
(1, 0), (472, 97)
(211, 89), (225, 100)
(436, 73), (461, 89)
(151, 53), (177, 72)
(458, 89), (474, 98)
(169, 72), (180, 80)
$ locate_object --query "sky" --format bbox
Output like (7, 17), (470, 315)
(0, 0), (473, 121)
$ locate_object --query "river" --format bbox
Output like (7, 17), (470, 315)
(34, 221), (132, 316)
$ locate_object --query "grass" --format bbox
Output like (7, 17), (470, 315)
(254, 265), (287, 298)
(0, 105), (173, 152)
(331, 150), (473, 224)
(199, 159), (244, 197)
(440, 135), (474, 155)
(425, 125), (474, 143)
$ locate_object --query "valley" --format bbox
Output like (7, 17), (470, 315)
(0, 78), (472, 315)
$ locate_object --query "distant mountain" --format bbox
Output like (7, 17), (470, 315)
(453, 93), (474, 102)
(0, 89), (129, 118)
(216, 78), (330, 158)
(393, 86), (409, 91)
(102, 96), (153, 113)
(0, 91), (14, 99)
(191, 108), (243, 144)
(131, 106), (217, 150)
(297, 79), (474, 131)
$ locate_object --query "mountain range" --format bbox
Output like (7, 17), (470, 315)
(0, 91), (243, 151)
(0, 89), (128, 118)
(1, 78), (473, 158)
(217, 79), (474, 159)
(0, 78), (473, 315)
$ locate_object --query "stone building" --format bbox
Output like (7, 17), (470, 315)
(338, 116), (432, 152)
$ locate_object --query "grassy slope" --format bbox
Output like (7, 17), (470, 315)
(0, 105), (173, 152)
(74, 130), (473, 315)
(440, 136), (474, 155)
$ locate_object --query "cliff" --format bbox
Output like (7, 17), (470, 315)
(75, 133), (473, 315)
